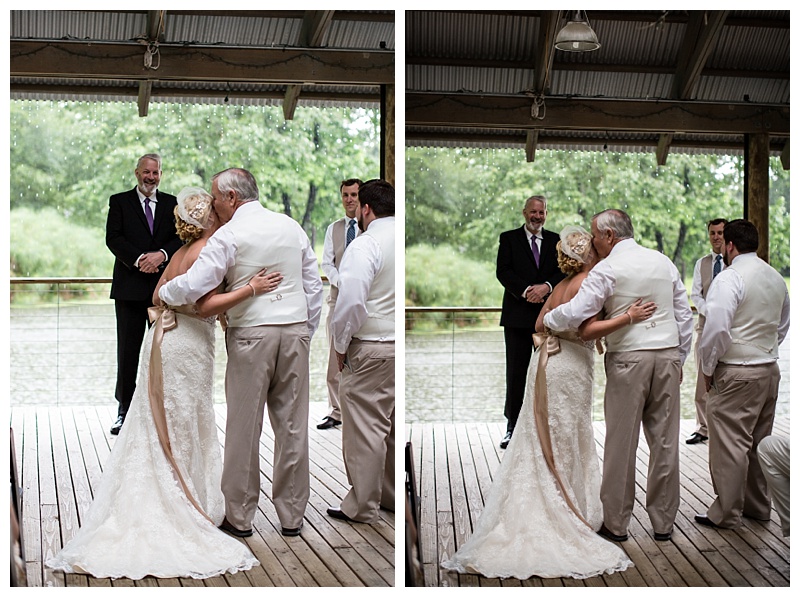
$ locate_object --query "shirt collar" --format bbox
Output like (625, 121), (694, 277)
(136, 188), (158, 203)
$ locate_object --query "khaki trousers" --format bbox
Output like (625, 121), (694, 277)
(221, 323), (310, 530)
(692, 325), (709, 436)
(338, 339), (395, 522)
(706, 362), (779, 527)
(757, 435), (790, 537)
(601, 348), (682, 536)
(325, 305), (342, 420)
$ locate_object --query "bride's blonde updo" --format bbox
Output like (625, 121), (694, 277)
(556, 225), (593, 276)
(174, 187), (213, 242)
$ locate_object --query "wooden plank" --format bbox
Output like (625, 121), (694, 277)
(22, 408), (43, 586)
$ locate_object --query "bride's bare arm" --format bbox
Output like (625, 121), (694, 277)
(535, 293), (556, 333)
(194, 269), (283, 318)
(578, 299), (657, 341)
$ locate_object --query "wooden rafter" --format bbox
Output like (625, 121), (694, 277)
(533, 10), (560, 94)
(284, 10), (336, 120)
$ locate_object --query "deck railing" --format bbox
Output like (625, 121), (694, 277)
(405, 306), (791, 425)
(9, 278), (330, 407)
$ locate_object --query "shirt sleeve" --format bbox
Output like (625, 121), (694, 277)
(697, 269), (742, 376)
(332, 238), (380, 353)
(690, 257), (705, 317)
(299, 229), (324, 338)
(321, 223), (338, 287)
(544, 261), (614, 331)
(671, 266), (694, 366)
(159, 229), (235, 305)
(778, 287), (790, 345)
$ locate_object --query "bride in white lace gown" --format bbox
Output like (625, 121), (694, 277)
(47, 188), (282, 580)
(442, 225), (654, 580)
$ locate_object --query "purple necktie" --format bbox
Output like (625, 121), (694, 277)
(531, 234), (540, 267)
(144, 197), (154, 234)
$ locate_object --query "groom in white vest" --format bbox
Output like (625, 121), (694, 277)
(695, 219), (789, 530)
(159, 168), (323, 537)
(545, 209), (693, 542)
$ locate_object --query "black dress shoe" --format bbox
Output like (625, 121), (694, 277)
(686, 432), (708, 445)
(327, 507), (357, 522)
(316, 416), (342, 430)
(694, 514), (719, 528)
(499, 431), (513, 449)
(110, 415), (125, 435)
(281, 520), (303, 536)
(654, 531), (672, 541)
(219, 518), (254, 537)
(598, 523), (628, 542)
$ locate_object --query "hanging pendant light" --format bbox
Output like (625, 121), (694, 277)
(555, 11), (601, 52)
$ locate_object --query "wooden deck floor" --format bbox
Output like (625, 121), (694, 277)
(11, 402), (395, 587)
(408, 417), (789, 587)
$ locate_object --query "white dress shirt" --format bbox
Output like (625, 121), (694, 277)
(698, 252), (790, 375)
(544, 238), (693, 364)
(159, 201), (322, 336)
(691, 252), (725, 317)
(332, 217), (395, 353)
(321, 216), (359, 288)
(523, 227), (550, 295)
(134, 187), (168, 265)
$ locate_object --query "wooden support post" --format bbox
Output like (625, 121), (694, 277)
(381, 83), (395, 186)
(525, 130), (539, 163)
(746, 133), (770, 262)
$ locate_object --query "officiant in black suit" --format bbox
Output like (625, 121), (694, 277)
(496, 195), (564, 449)
(105, 153), (181, 435)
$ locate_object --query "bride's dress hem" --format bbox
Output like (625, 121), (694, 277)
(46, 557), (259, 581)
(440, 557), (634, 581)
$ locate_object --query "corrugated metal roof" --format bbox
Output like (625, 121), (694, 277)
(405, 10), (789, 153)
(10, 10), (394, 110)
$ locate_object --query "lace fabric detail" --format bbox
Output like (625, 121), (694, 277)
(441, 340), (632, 579)
(46, 312), (258, 579)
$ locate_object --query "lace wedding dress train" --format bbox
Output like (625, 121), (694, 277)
(47, 312), (258, 580)
(442, 332), (633, 580)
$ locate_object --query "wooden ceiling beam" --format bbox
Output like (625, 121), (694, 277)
(299, 10), (335, 47)
(656, 133), (673, 165)
(146, 10), (167, 42)
(10, 40), (394, 85)
(283, 10), (336, 120)
(406, 93), (789, 136)
(532, 10), (560, 94)
(672, 10), (730, 100)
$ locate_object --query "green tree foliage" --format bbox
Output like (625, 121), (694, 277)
(10, 100), (380, 277)
(406, 146), (789, 306)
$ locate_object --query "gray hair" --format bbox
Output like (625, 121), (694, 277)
(592, 209), (634, 240)
(524, 195), (547, 209)
(137, 153), (162, 170)
(212, 168), (259, 203)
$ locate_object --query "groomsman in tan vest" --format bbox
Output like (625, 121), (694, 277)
(317, 178), (362, 430)
(159, 168), (323, 537)
(327, 179), (395, 523)
(687, 218), (728, 445)
(695, 219), (789, 530)
(545, 209), (693, 542)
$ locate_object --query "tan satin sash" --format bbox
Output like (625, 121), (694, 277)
(531, 332), (594, 529)
(147, 306), (213, 524)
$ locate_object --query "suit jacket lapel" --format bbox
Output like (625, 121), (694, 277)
(128, 188), (151, 234)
